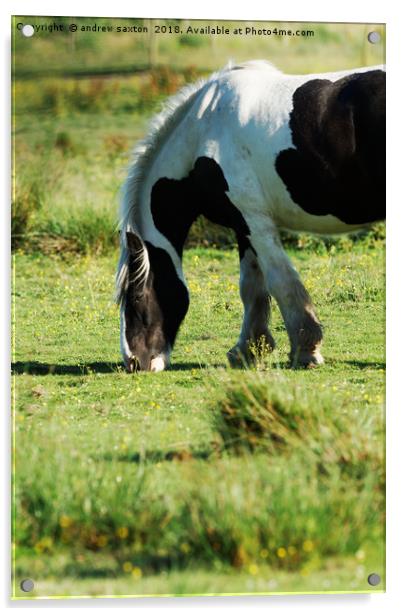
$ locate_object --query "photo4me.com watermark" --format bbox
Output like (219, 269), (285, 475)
(16, 20), (315, 38)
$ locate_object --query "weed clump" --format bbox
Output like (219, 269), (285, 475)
(12, 181), (44, 250)
(214, 375), (384, 481)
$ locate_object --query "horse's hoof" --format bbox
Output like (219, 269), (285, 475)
(290, 351), (324, 369)
(304, 356), (324, 369)
(227, 346), (251, 368)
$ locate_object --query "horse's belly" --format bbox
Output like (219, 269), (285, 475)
(272, 196), (373, 235)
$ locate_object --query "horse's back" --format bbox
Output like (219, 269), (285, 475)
(197, 62), (385, 233)
(140, 61), (385, 237)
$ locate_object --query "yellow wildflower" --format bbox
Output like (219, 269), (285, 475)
(302, 540), (314, 553)
(59, 515), (72, 528)
(97, 535), (108, 547)
(248, 563), (259, 575)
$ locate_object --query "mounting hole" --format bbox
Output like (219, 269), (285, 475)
(20, 578), (34, 592)
(368, 31), (381, 44)
(21, 24), (35, 38)
(367, 573), (381, 586)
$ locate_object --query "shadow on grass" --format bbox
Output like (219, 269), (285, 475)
(16, 553), (197, 581)
(11, 361), (122, 375)
(64, 564), (120, 579)
(169, 362), (226, 371)
(11, 360), (227, 375)
(13, 358), (383, 376)
(98, 446), (215, 465)
(337, 360), (386, 370)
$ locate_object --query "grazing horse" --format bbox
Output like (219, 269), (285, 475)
(116, 60), (385, 372)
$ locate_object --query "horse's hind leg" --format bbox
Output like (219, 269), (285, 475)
(227, 236), (276, 367)
(251, 229), (323, 368)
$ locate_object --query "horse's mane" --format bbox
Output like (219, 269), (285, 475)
(115, 60), (279, 303)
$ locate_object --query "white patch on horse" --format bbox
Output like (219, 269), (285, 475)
(119, 300), (132, 369)
(150, 348), (171, 373)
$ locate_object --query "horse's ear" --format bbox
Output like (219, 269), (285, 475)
(126, 231), (144, 256)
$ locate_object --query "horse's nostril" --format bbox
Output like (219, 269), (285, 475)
(127, 357), (140, 373)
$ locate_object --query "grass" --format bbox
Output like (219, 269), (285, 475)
(12, 244), (385, 597)
(12, 111), (142, 254)
(13, 554), (384, 598)
(12, 18), (386, 596)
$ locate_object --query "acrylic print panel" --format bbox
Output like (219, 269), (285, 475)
(11, 16), (385, 599)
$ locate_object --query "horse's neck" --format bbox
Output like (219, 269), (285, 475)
(138, 174), (202, 284)
(139, 213), (191, 287)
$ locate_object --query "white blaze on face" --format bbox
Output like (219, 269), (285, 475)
(120, 300), (132, 369)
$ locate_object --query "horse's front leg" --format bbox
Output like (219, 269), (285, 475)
(227, 236), (276, 367)
(251, 230), (324, 368)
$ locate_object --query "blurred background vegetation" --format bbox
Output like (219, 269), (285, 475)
(12, 17), (385, 255)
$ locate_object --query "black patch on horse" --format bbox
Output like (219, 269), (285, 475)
(145, 242), (190, 347)
(236, 233), (256, 261)
(275, 70), (385, 225)
(150, 156), (250, 255)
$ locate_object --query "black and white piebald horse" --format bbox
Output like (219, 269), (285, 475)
(116, 60), (385, 372)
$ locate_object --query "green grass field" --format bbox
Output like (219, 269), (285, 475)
(12, 244), (385, 598)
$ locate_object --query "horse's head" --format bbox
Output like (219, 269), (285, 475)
(119, 231), (189, 372)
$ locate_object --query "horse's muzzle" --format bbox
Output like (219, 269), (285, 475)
(125, 355), (166, 373)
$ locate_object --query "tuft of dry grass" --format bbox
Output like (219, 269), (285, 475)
(214, 374), (384, 483)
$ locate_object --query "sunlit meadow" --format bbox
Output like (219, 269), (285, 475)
(12, 242), (385, 597)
